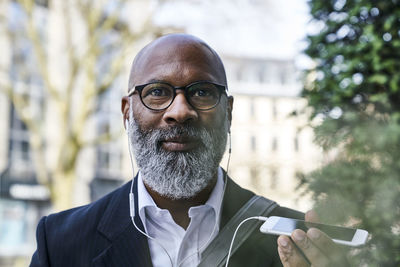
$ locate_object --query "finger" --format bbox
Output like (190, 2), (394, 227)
(307, 228), (348, 265)
(291, 229), (331, 266)
(277, 235), (310, 267)
(305, 210), (320, 223)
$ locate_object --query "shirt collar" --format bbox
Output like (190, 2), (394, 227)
(137, 172), (157, 226)
(137, 167), (225, 229)
(196, 167), (224, 219)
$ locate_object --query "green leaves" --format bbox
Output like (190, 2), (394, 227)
(368, 74), (387, 85)
(301, 0), (400, 265)
(303, 0), (400, 117)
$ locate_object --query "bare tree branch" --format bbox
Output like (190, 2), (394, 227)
(0, 14), (7, 25)
(0, 77), (14, 99)
(71, 1), (133, 145)
(96, 45), (129, 95)
(17, 0), (61, 102)
(81, 129), (123, 147)
(77, 0), (127, 70)
(2, 0), (162, 209)
(96, 3), (160, 94)
(61, 1), (81, 135)
(30, 133), (51, 187)
(1, 79), (50, 186)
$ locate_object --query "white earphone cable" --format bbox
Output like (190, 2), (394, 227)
(224, 216), (268, 267)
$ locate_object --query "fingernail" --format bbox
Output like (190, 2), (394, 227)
(293, 230), (305, 241)
(278, 237), (288, 247)
(308, 228), (320, 240)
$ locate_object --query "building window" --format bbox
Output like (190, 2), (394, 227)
(95, 89), (123, 180)
(250, 166), (259, 187)
(272, 137), (278, 152)
(8, 106), (34, 178)
(250, 135), (257, 152)
(249, 98), (255, 118)
(294, 134), (299, 152)
(272, 99), (277, 120)
(270, 168), (278, 189)
(236, 66), (243, 81)
(35, 0), (49, 7)
(258, 65), (265, 83)
(96, 141), (122, 179)
(280, 69), (287, 85)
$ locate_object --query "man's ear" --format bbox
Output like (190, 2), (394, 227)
(121, 96), (130, 129)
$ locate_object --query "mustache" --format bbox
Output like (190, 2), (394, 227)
(136, 123), (208, 150)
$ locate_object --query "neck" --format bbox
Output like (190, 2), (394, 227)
(144, 173), (218, 230)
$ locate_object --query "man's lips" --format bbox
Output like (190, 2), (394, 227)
(160, 136), (200, 151)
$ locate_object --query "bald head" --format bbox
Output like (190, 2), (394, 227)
(128, 34), (227, 90)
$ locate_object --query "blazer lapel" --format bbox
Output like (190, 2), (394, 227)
(220, 175), (254, 228)
(92, 176), (153, 267)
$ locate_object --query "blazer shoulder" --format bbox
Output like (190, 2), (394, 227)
(43, 181), (130, 242)
(31, 181), (131, 266)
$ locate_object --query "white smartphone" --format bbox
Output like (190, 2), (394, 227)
(260, 216), (368, 247)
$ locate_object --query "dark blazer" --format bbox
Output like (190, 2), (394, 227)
(30, 175), (303, 267)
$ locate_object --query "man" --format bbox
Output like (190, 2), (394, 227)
(30, 34), (345, 266)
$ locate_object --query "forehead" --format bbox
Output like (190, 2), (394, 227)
(131, 40), (226, 86)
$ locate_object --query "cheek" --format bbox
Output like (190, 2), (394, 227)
(135, 112), (163, 131)
(131, 99), (163, 130)
(199, 106), (228, 131)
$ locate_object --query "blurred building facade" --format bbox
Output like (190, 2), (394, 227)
(0, 0), (320, 266)
(222, 55), (321, 209)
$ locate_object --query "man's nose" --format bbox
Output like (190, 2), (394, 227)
(162, 92), (198, 124)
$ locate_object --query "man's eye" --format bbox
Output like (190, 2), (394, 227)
(149, 88), (166, 96)
(193, 89), (211, 97)
(143, 85), (171, 98)
(191, 86), (219, 98)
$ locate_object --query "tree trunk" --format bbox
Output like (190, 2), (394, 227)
(51, 168), (75, 211)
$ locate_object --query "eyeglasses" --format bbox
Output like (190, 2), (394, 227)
(128, 81), (227, 111)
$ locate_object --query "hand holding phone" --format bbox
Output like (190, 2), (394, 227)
(260, 216), (368, 247)
(260, 215), (368, 266)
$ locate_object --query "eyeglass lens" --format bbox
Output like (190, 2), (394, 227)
(141, 82), (221, 110)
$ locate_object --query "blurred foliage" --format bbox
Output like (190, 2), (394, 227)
(300, 0), (400, 265)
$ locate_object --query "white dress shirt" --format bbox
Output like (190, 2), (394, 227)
(137, 168), (225, 267)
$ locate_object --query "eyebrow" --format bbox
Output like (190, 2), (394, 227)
(127, 79), (164, 96)
(145, 78), (164, 84)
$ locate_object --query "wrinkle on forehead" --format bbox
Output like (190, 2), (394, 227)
(128, 34), (227, 89)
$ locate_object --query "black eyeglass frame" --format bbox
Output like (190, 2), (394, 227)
(127, 81), (228, 111)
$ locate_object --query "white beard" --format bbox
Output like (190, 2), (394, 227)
(128, 109), (228, 199)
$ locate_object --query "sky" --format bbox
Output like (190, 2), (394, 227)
(153, 0), (310, 63)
